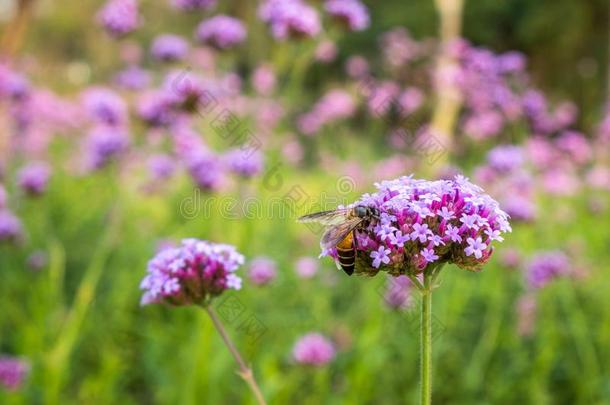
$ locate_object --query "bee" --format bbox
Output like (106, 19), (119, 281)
(298, 205), (380, 275)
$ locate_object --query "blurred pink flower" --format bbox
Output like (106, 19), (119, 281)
(315, 40), (338, 63)
(0, 356), (29, 391)
(252, 64), (276, 96)
(295, 256), (318, 278)
(248, 257), (277, 286)
(516, 294), (537, 337)
(345, 55), (369, 78)
(293, 333), (336, 366)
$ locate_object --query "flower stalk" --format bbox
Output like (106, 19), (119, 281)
(204, 306), (267, 405)
(411, 265), (443, 405)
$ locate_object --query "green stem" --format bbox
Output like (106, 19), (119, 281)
(420, 273), (433, 405)
(204, 306), (267, 405)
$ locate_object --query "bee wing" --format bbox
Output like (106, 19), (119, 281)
(298, 209), (350, 226)
(320, 218), (363, 249)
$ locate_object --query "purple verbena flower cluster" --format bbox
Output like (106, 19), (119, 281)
(295, 256), (318, 279)
(82, 87), (128, 127)
(84, 126), (130, 170)
(151, 34), (189, 62)
(169, 0), (216, 11)
(223, 148), (264, 178)
(259, 0), (321, 40)
(297, 89), (356, 135)
(17, 162), (51, 196)
(384, 275), (412, 310)
(248, 257), (277, 286)
(0, 356), (29, 391)
(140, 238), (244, 306)
(526, 250), (570, 289)
(322, 175), (511, 275)
(292, 333), (336, 366)
(0, 211), (23, 243)
(196, 16), (247, 50)
(97, 0), (140, 38)
(325, 0), (370, 31)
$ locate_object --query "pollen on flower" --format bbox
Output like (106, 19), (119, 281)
(320, 175), (511, 276)
(140, 238), (245, 306)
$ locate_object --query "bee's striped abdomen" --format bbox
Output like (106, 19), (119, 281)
(336, 232), (355, 276)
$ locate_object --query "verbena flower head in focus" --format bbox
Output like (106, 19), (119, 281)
(140, 239), (244, 306)
(320, 175), (511, 276)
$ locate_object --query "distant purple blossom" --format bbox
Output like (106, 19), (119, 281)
(298, 89), (356, 135)
(148, 154), (176, 181)
(463, 111), (504, 140)
(500, 248), (521, 269)
(526, 250), (570, 289)
(295, 256), (318, 278)
(292, 333), (336, 366)
(501, 195), (536, 222)
(151, 34), (189, 62)
(82, 87), (128, 126)
(84, 126), (129, 170)
(384, 275), (412, 310)
(17, 162), (51, 196)
(27, 250), (48, 271)
(516, 293), (537, 336)
(497, 51), (526, 73)
(248, 257), (277, 286)
(325, 0), (370, 31)
(252, 64), (276, 96)
(0, 211), (23, 243)
(314, 40), (338, 63)
(555, 131), (592, 165)
(196, 16), (247, 49)
(97, 0), (140, 38)
(140, 238), (244, 306)
(162, 70), (210, 113)
(380, 28), (421, 67)
(321, 176), (511, 275)
(114, 65), (151, 90)
(0, 356), (29, 391)
(136, 91), (175, 127)
(223, 148), (264, 178)
(487, 145), (524, 173)
(0, 67), (30, 101)
(259, 0), (321, 40)
(186, 150), (226, 191)
(170, 0), (216, 11)
(345, 55), (369, 78)
(397, 87), (424, 116)
(0, 185), (6, 210)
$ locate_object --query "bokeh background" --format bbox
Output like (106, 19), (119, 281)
(1, 0), (609, 403)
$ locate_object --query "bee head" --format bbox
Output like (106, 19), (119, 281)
(354, 205), (380, 219)
(354, 205), (368, 218)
